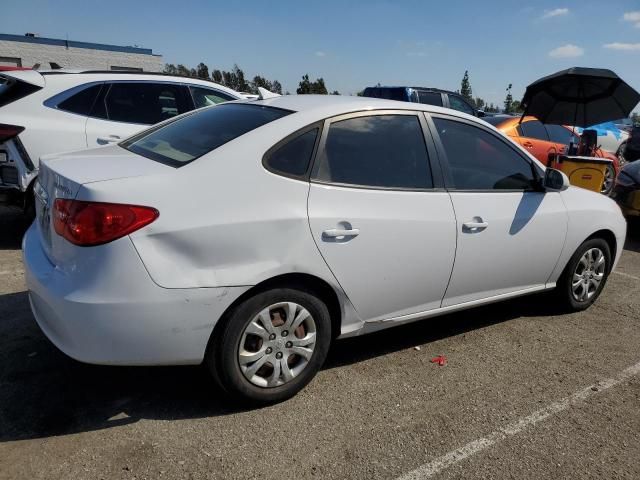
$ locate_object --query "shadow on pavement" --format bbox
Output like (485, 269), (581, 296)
(0, 288), (559, 443)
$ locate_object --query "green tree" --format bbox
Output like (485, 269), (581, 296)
(195, 63), (209, 80)
(511, 100), (524, 113)
(176, 64), (191, 77)
(251, 75), (272, 94)
(233, 64), (249, 92)
(163, 64), (178, 75)
(460, 70), (473, 101)
(474, 97), (485, 110)
(331, 90), (340, 95)
(211, 69), (223, 84)
(297, 74), (312, 94)
(271, 80), (283, 94)
(504, 83), (514, 114)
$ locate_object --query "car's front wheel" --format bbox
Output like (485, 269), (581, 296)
(555, 238), (611, 311)
(207, 287), (332, 404)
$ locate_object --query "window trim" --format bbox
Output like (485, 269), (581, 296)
(261, 121), (324, 181)
(445, 93), (477, 117)
(426, 112), (543, 193)
(309, 109), (443, 192)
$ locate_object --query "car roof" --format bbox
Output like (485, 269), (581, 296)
(240, 94), (479, 121)
(18, 69), (244, 98)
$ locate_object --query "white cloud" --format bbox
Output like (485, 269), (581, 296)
(315, 51), (326, 57)
(542, 8), (569, 19)
(622, 11), (640, 28)
(548, 44), (584, 58)
(603, 42), (640, 51)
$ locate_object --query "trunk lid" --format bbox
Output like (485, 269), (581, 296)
(35, 145), (172, 264)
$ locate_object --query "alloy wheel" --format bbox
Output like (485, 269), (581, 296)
(601, 164), (615, 195)
(571, 248), (606, 302)
(238, 302), (317, 388)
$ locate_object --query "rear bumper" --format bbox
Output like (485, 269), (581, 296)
(22, 224), (250, 365)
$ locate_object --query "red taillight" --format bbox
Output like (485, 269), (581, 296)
(53, 199), (159, 246)
(0, 123), (25, 142)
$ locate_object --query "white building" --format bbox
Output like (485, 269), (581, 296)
(0, 33), (163, 72)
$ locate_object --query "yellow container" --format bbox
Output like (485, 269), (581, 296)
(550, 155), (611, 193)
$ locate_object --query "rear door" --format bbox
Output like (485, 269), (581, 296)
(428, 114), (567, 306)
(516, 119), (563, 165)
(85, 82), (192, 146)
(307, 110), (457, 322)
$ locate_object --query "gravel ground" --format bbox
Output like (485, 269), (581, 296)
(1, 207), (639, 480)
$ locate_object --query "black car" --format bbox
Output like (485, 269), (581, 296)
(623, 125), (640, 163)
(361, 86), (481, 117)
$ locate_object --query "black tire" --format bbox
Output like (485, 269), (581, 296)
(206, 287), (332, 405)
(554, 238), (611, 312)
(601, 164), (616, 196)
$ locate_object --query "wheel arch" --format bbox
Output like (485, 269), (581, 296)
(206, 272), (343, 357)
(585, 229), (617, 272)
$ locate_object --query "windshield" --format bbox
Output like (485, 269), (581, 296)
(122, 103), (292, 167)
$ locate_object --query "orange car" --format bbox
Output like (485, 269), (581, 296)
(484, 115), (619, 194)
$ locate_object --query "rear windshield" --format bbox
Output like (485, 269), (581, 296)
(122, 103), (291, 167)
(0, 75), (42, 108)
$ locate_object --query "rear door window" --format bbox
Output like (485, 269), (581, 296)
(313, 114), (433, 189)
(447, 95), (476, 116)
(102, 82), (192, 125)
(545, 124), (578, 145)
(417, 91), (443, 106)
(518, 120), (549, 141)
(122, 103), (291, 166)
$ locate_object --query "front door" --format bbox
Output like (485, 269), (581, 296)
(429, 115), (567, 306)
(307, 111), (457, 322)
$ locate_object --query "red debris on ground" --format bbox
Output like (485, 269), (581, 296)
(430, 355), (447, 366)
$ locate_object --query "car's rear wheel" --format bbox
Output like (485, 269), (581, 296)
(616, 141), (628, 167)
(601, 164), (615, 196)
(207, 288), (331, 404)
(554, 238), (611, 311)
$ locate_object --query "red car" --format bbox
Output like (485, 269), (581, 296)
(485, 115), (619, 195)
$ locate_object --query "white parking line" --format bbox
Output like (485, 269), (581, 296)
(613, 271), (640, 281)
(396, 360), (640, 480)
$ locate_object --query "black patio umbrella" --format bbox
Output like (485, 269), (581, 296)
(520, 67), (640, 127)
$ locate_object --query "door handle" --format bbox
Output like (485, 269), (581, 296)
(322, 228), (360, 238)
(462, 218), (488, 232)
(97, 135), (121, 145)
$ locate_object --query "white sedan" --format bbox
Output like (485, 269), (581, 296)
(23, 95), (626, 403)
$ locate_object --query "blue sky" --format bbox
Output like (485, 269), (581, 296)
(2, 0), (640, 107)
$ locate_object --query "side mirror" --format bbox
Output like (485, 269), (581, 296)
(543, 168), (570, 191)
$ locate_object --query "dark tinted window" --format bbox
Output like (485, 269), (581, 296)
(518, 120), (549, 141)
(57, 84), (102, 115)
(417, 91), (443, 106)
(314, 115), (432, 189)
(190, 86), (236, 108)
(434, 118), (536, 190)
(545, 124), (578, 145)
(448, 95), (475, 115)
(362, 87), (408, 102)
(104, 83), (191, 124)
(265, 128), (318, 177)
(123, 104), (290, 166)
(0, 76), (42, 108)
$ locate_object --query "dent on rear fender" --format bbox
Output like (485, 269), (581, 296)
(131, 218), (325, 289)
